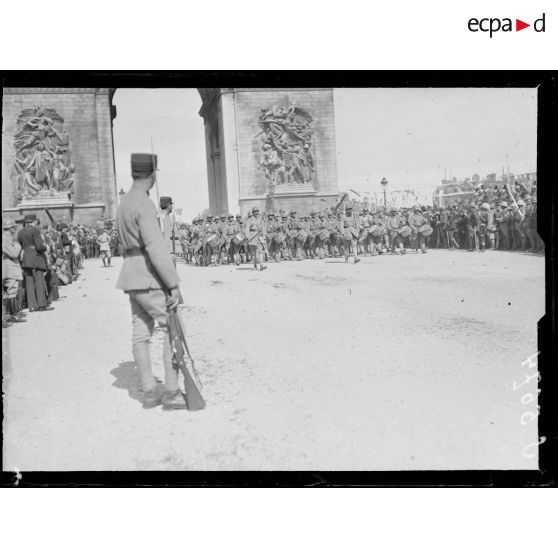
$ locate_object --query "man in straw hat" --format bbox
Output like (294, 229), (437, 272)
(115, 153), (185, 410)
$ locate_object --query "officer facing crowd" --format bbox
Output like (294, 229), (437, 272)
(116, 153), (185, 410)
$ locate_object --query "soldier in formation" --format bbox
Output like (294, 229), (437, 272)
(171, 187), (541, 267)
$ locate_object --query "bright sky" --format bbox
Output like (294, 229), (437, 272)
(112, 88), (536, 221)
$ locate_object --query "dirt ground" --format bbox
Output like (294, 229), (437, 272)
(2, 249), (544, 471)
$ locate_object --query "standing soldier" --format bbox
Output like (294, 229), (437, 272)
(202, 215), (217, 266)
(359, 208), (372, 256)
(116, 153), (185, 410)
(496, 201), (510, 250)
(244, 207), (267, 271)
(224, 214), (237, 265)
(340, 206), (361, 263)
(288, 210), (304, 261)
(230, 215), (245, 265)
(446, 204), (460, 250)
(3, 219), (26, 326)
(467, 202), (481, 251)
(481, 202), (496, 250)
(511, 200), (526, 251)
(159, 196), (175, 255)
(314, 212), (328, 260)
(266, 213), (277, 262)
(277, 213), (290, 261)
(386, 208), (405, 255)
(408, 206), (428, 254)
(523, 198), (538, 252)
(97, 228), (112, 267)
(178, 224), (191, 263)
(191, 219), (204, 265)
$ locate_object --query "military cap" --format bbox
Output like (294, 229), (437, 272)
(481, 202), (490, 210)
(207, 214), (213, 219)
(227, 214), (234, 219)
(2, 218), (16, 229)
(159, 196), (173, 209)
(345, 205), (353, 210)
(131, 153), (157, 174)
(363, 208), (369, 212)
(267, 213), (274, 218)
(500, 202), (508, 208)
(24, 214), (37, 223)
(290, 210), (297, 215)
(252, 207), (260, 214)
(517, 199), (526, 206)
(14, 216), (25, 223)
(413, 206), (422, 212)
(235, 214), (241, 218)
(220, 214), (226, 219)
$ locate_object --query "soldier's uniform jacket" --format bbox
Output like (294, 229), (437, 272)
(266, 218), (277, 235)
(438, 210), (449, 229)
(115, 187), (180, 291)
(341, 213), (362, 239)
(2, 231), (23, 280)
(17, 225), (47, 270)
(162, 212), (174, 253)
(486, 210), (496, 231)
(287, 217), (300, 235)
(226, 220), (240, 237)
(244, 215), (266, 247)
(408, 213), (426, 230)
(387, 214), (403, 232)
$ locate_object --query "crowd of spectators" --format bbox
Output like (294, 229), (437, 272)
(2, 214), (121, 328)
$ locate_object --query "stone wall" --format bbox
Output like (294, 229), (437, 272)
(1, 88), (117, 224)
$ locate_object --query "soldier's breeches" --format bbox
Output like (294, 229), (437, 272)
(129, 289), (178, 392)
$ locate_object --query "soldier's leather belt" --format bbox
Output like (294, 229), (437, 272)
(123, 247), (146, 258)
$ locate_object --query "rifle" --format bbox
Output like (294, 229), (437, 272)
(333, 192), (348, 213)
(168, 303), (205, 411)
(505, 183), (525, 222)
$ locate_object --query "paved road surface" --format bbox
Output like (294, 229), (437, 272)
(2, 250), (543, 471)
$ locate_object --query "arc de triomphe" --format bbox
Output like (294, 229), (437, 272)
(2, 87), (339, 224)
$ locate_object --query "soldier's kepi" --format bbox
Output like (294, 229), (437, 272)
(116, 153), (204, 411)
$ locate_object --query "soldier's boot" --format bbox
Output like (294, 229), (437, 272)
(101, 257), (107, 267)
(399, 242), (405, 254)
(420, 241), (427, 254)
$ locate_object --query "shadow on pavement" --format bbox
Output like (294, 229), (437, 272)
(110, 361), (143, 403)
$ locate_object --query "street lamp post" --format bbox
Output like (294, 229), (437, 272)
(380, 177), (388, 207)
